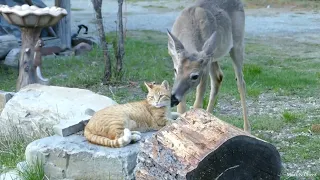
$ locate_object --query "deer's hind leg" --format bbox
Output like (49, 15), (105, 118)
(207, 61), (223, 113)
(229, 11), (250, 133)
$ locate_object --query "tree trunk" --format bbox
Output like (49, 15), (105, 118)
(115, 0), (125, 78)
(16, 28), (47, 91)
(135, 109), (282, 180)
(54, 0), (71, 49)
(91, 0), (112, 84)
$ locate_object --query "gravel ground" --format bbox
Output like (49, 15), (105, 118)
(41, 0), (320, 45)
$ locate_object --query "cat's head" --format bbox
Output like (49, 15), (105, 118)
(144, 80), (171, 108)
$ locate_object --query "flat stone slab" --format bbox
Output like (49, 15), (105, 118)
(0, 84), (117, 137)
(25, 133), (154, 180)
(53, 118), (90, 137)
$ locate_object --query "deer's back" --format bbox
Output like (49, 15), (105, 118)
(172, 0), (243, 58)
(195, 0), (244, 15)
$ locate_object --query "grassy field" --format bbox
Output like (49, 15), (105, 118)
(0, 30), (320, 179)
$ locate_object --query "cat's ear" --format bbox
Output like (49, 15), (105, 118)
(161, 80), (170, 90)
(144, 82), (153, 91)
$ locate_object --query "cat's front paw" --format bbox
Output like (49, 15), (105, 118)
(130, 131), (142, 142)
(131, 131), (142, 136)
(131, 134), (142, 142)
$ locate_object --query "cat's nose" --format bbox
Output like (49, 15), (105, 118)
(171, 95), (180, 107)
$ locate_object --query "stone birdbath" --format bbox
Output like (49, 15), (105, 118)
(0, 4), (67, 91)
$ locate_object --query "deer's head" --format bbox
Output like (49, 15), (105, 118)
(167, 30), (217, 107)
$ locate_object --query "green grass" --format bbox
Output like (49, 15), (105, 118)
(0, 127), (31, 170)
(0, 118), (48, 174)
(1, 30), (320, 178)
(282, 111), (304, 123)
(282, 136), (320, 162)
(71, 8), (84, 11)
(17, 159), (45, 180)
(1, 31), (318, 100)
(142, 5), (167, 9)
(218, 115), (285, 132)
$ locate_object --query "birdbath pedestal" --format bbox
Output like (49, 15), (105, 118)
(0, 4), (67, 91)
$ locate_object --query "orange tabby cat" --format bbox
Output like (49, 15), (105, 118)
(84, 80), (179, 148)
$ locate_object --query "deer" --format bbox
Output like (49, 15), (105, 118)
(167, 0), (250, 133)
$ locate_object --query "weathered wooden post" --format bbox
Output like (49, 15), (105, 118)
(0, 4), (67, 91)
(54, 0), (71, 49)
(135, 109), (282, 179)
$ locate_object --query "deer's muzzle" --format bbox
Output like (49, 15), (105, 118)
(171, 94), (180, 107)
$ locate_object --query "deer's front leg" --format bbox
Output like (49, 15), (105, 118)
(165, 118), (177, 126)
(177, 95), (187, 114)
(193, 70), (209, 109)
(171, 112), (181, 120)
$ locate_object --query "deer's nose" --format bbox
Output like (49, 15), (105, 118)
(171, 95), (180, 107)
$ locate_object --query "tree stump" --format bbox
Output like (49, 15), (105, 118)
(16, 28), (48, 90)
(135, 109), (282, 180)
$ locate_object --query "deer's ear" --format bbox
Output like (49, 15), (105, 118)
(161, 80), (170, 90)
(202, 31), (217, 57)
(167, 29), (185, 56)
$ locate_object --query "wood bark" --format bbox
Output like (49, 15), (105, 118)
(54, 0), (71, 49)
(91, 0), (112, 84)
(135, 109), (282, 180)
(16, 28), (41, 91)
(115, 0), (125, 78)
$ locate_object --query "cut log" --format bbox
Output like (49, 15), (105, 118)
(135, 109), (282, 180)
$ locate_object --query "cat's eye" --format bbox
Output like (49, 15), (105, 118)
(174, 68), (177, 74)
(148, 96), (154, 100)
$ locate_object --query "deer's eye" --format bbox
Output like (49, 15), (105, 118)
(190, 73), (199, 80)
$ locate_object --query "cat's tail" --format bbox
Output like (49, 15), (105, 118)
(84, 128), (132, 148)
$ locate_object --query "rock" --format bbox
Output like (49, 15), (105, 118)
(0, 90), (14, 113)
(73, 42), (92, 56)
(25, 133), (154, 180)
(41, 46), (62, 56)
(0, 84), (117, 137)
(0, 170), (21, 180)
(72, 35), (98, 46)
(58, 50), (74, 57)
(0, 35), (19, 60)
(3, 48), (20, 68)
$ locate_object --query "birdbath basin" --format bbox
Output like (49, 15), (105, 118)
(0, 4), (67, 91)
(0, 4), (67, 28)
